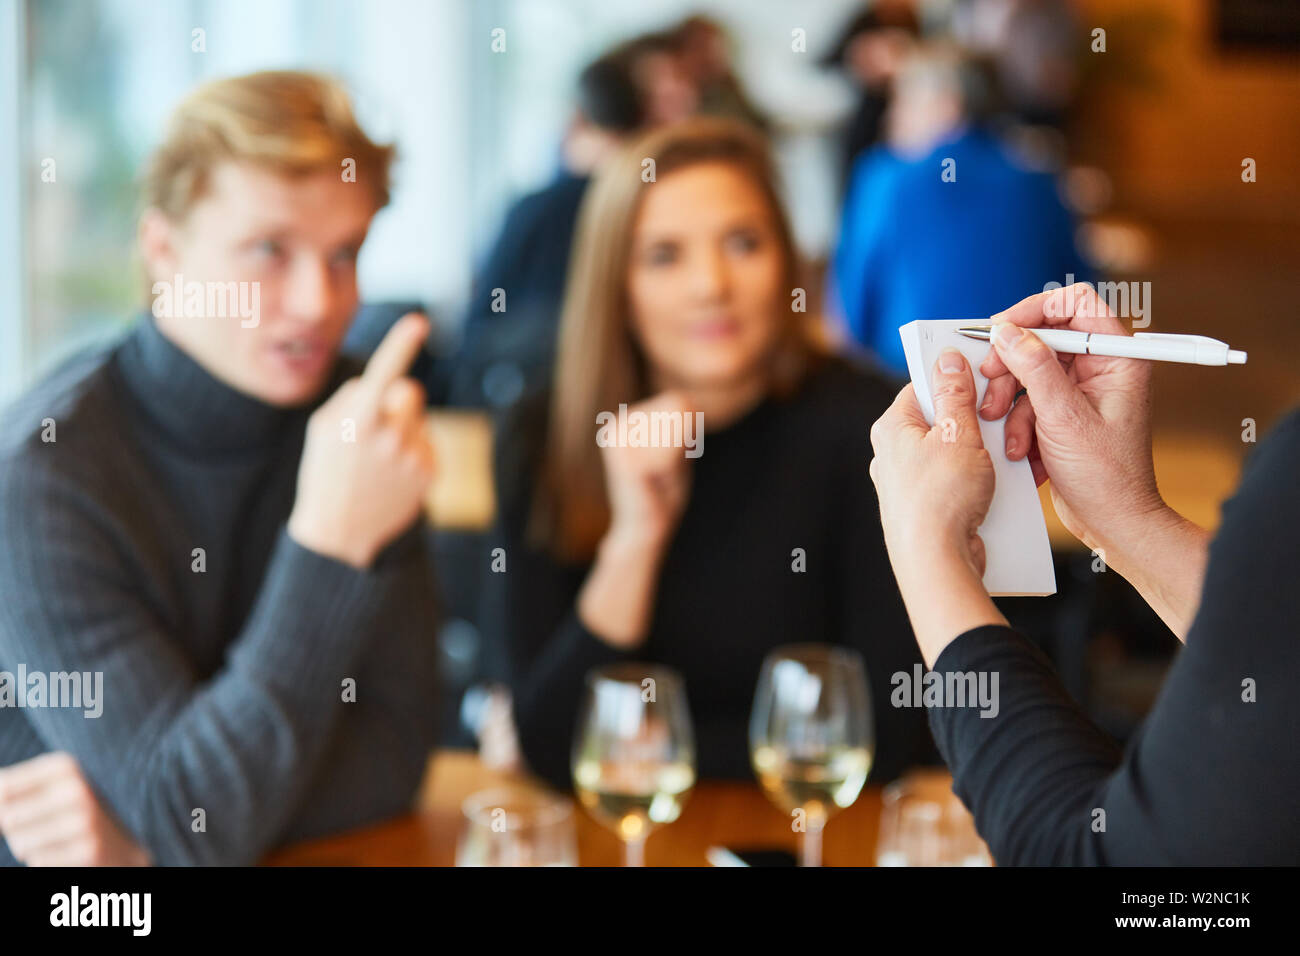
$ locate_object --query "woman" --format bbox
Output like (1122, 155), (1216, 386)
(869, 283), (1300, 864)
(483, 118), (934, 789)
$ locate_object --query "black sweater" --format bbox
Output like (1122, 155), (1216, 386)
(0, 316), (440, 865)
(929, 408), (1300, 865)
(483, 358), (936, 791)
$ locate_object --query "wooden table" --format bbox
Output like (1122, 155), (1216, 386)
(266, 750), (883, 867)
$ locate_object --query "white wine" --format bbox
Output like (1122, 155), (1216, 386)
(573, 759), (695, 842)
(751, 745), (872, 822)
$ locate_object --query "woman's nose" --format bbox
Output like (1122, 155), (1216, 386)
(688, 248), (730, 300)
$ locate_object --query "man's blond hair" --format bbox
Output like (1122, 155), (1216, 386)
(142, 71), (395, 220)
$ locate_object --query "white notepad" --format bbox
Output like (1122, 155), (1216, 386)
(899, 320), (1057, 597)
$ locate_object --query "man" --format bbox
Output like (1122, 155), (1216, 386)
(0, 71), (439, 865)
(447, 51), (648, 407)
(832, 44), (1089, 377)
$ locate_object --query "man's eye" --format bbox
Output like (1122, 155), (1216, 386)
(252, 239), (284, 259)
(331, 247), (360, 267)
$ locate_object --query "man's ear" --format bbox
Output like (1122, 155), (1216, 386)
(137, 207), (179, 286)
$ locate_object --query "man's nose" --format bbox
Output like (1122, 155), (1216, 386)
(282, 256), (333, 322)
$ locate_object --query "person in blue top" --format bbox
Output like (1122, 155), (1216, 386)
(832, 44), (1090, 377)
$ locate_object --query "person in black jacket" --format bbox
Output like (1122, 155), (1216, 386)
(481, 118), (935, 791)
(868, 281), (1299, 864)
(449, 53), (647, 407)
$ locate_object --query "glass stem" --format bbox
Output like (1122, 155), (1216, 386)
(800, 818), (825, 868)
(624, 835), (646, 867)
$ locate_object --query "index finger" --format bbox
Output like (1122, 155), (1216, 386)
(356, 313), (430, 417)
(981, 284), (1129, 379)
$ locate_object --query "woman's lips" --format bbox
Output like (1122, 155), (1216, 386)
(687, 319), (743, 341)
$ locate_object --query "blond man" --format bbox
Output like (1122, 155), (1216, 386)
(0, 72), (439, 865)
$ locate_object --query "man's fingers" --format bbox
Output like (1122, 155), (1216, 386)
(381, 378), (426, 434)
(930, 350), (983, 449)
(0, 779), (86, 832)
(356, 313), (429, 418)
(4, 806), (87, 858)
(0, 752), (77, 802)
(991, 324), (1096, 431)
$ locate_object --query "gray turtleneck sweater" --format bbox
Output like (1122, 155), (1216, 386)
(0, 317), (440, 866)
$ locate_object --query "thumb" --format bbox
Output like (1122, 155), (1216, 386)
(991, 323), (1094, 429)
(930, 349), (983, 448)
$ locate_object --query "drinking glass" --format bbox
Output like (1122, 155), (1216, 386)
(456, 785), (578, 866)
(571, 663), (696, 867)
(749, 644), (873, 867)
(876, 769), (992, 866)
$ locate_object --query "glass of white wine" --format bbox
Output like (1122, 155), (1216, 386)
(749, 644), (874, 867)
(572, 664), (696, 867)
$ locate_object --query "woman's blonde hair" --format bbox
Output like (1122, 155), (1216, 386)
(532, 116), (825, 560)
(141, 70), (395, 220)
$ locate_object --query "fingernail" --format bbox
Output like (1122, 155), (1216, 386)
(1006, 438), (1018, 457)
(994, 323), (1024, 348)
(939, 349), (964, 373)
(979, 394), (993, 411)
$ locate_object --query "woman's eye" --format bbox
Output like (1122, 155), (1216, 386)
(252, 239), (284, 260)
(725, 230), (762, 255)
(645, 243), (679, 266)
(331, 246), (360, 267)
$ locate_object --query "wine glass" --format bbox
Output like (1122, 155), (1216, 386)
(456, 785), (578, 867)
(749, 644), (874, 867)
(571, 663), (696, 867)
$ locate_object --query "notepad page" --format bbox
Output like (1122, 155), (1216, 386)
(898, 320), (1057, 597)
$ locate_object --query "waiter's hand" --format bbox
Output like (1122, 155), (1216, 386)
(870, 350), (1007, 666)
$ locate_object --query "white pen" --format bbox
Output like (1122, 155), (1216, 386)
(957, 325), (1247, 366)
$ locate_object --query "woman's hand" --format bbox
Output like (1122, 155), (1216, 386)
(0, 752), (151, 866)
(599, 391), (694, 550)
(870, 350), (1008, 666)
(579, 391), (696, 649)
(978, 284), (1162, 552)
(978, 284), (1209, 638)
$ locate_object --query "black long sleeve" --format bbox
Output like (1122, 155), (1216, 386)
(482, 359), (936, 791)
(927, 408), (1300, 865)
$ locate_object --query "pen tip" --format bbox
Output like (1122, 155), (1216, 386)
(1228, 350), (1248, 365)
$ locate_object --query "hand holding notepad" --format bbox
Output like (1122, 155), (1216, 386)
(898, 320), (1057, 596)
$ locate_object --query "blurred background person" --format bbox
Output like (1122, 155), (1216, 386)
(670, 14), (770, 131)
(951, 0), (1081, 130)
(613, 30), (701, 128)
(820, 1), (921, 197)
(480, 118), (936, 791)
(831, 42), (1089, 377)
(445, 52), (648, 408)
